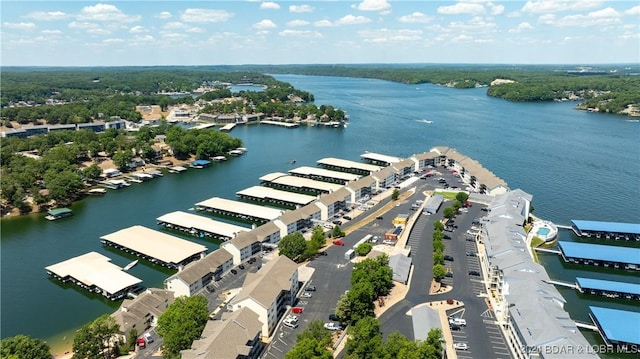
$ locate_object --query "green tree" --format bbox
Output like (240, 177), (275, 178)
(332, 225), (345, 238)
(433, 230), (444, 242)
(0, 335), (52, 359)
(82, 163), (102, 180)
(278, 232), (307, 261)
(455, 192), (469, 203)
(345, 281), (375, 323)
(432, 239), (445, 253)
(284, 337), (333, 359)
(345, 316), (384, 359)
(443, 207), (455, 219)
(72, 314), (121, 359)
(296, 320), (333, 349)
(351, 255), (393, 298)
(433, 221), (444, 231)
(433, 264), (446, 282)
(156, 296), (209, 359)
(433, 251), (444, 266)
(310, 226), (326, 248)
(355, 242), (372, 256)
(112, 150), (132, 172)
(391, 188), (400, 201)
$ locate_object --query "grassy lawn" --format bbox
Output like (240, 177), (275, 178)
(530, 236), (544, 248)
(433, 190), (463, 200)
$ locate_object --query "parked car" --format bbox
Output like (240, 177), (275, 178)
(302, 292), (313, 298)
(445, 272), (453, 278)
(465, 236), (476, 242)
(449, 323), (461, 331)
(468, 270), (481, 276)
(453, 343), (468, 351)
(319, 251), (328, 256)
(305, 285), (317, 292)
(343, 215), (352, 220)
(376, 216), (384, 220)
(283, 321), (298, 329)
(333, 239), (345, 246)
(230, 269), (238, 275)
(238, 264), (245, 270)
(143, 333), (153, 343)
(291, 307), (304, 314)
(248, 257), (256, 264)
(443, 234), (452, 240)
(205, 284), (215, 293)
(328, 314), (339, 321)
(449, 317), (466, 326)
(324, 322), (342, 331)
(444, 255), (454, 261)
(466, 251), (477, 257)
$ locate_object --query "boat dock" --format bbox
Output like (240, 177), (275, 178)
(45, 208), (73, 221)
(576, 277), (640, 300)
(220, 123), (236, 132)
(589, 307), (640, 347)
(570, 220), (640, 240)
(156, 211), (249, 241)
(45, 252), (142, 300)
(557, 241), (640, 270)
(190, 159), (212, 169)
(260, 120), (299, 128)
(259, 172), (344, 195)
(194, 196), (283, 224)
(236, 186), (317, 209)
(317, 157), (383, 175)
(288, 166), (361, 184)
(100, 225), (207, 270)
(544, 279), (577, 289)
(168, 166), (187, 173)
(533, 247), (561, 254)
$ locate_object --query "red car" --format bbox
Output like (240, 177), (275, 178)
(333, 239), (345, 246)
(292, 307), (304, 314)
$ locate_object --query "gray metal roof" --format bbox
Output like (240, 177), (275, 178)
(231, 255), (297, 309)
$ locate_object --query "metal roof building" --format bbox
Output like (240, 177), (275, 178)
(360, 152), (402, 166)
(45, 252), (142, 300)
(423, 194), (444, 214)
(236, 186), (316, 208)
(571, 220), (640, 238)
(156, 211), (249, 241)
(259, 172), (343, 195)
(558, 241), (640, 267)
(576, 277), (640, 299)
(100, 225), (207, 270)
(195, 197), (284, 224)
(590, 306), (640, 346)
(389, 254), (412, 285)
(289, 166), (361, 184)
(317, 157), (382, 175)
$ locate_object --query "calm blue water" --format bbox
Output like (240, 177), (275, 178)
(1, 74), (639, 345)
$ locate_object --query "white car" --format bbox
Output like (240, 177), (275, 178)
(283, 321), (298, 329)
(453, 343), (468, 350)
(449, 317), (467, 326)
(302, 292), (313, 298)
(324, 322), (342, 331)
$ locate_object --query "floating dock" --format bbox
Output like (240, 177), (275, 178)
(259, 172), (344, 195)
(570, 220), (640, 240)
(260, 120), (299, 128)
(557, 241), (640, 270)
(219, 123), (236, 132)
(589, 306), (640, 347)
(194, 197), (283, 224)
(576, 277), (640, 300)
(45, 207), (73, 221)
(317, 157), (383, 175)
(156, 211), (248, 241)
(100, 225), (207, 270)
(288, 166), (360, 184)
(45, 252), (142, 300)
(236, 186), (317, 209)
(360, 152), (402, 166)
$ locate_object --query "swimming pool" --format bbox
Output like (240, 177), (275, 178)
(537, 227), (551, 236)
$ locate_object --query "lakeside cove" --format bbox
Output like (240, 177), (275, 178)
(1, 74), (639, 358)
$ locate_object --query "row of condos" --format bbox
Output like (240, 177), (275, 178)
(1, 119), (126, 138)
(476, 190), (597, 359)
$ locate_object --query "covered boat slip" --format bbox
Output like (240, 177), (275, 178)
(576, 277), (640, 300)
(317, 157), (383, 175)
(360, 152), (402, 166)
(157, 211), (249, 241)
(100, 225), (207, 270)
(236, 186), (317, 209)
(288, 166), (361, 184)
(589, 306), (640, 346)
(558, 241), (640, 270)
(45, 252), (142, 300)
(571, 220), (640, 240)
(259, 172), (344, 195)
(195, 197), (283, 224)
(46, 207), (73, 220)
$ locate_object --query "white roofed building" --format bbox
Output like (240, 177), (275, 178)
(316, 187), (352, 220)
(221, 231), (262, 266)
(274, 203), (322, 235)
(164, 248), (234, 297)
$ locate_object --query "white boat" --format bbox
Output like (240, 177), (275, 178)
(212, 156), (227, 162)
(228, 149), (244, 156)
(123, 260), (138, 271)
(88, 188), (107, 195)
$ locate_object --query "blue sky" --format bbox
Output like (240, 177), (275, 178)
(2, 1), (639, 66)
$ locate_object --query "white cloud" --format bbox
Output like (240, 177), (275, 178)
(162, 32), (187, 40)
(508, 22), (534, 33)
(102, 38), (124, 44)
(355, 0), (391, 12)
(181, 9), (233, 23)
(87, 28), (111, 36)
(77, 4), (140, 23)
(625, 5), (640, 16)
(336, 15), (371, 25)
(260, 2), (280, 10)
(157, 11), (172, 19)
(253, 19), (277, 30)
(186, 27), (204, 33)
(314, 20), (334, 27)
(3, 22), (37, 30)
(278, 29), (323, 38)
(289, 5), (315, 13)
(398, 12), (432, 24)
(542, 7), (622, 27)
(287, 20), (310, 27)
(41, 29), (62, 35)
(490, 4), (505, 15)
(452, 34), (473, 42)
(521, 1), (603, 14)
(359, 28), (422, 43)
(68, 21), (99, 30)
(438, 3), (486, 16)
(163, 22), (187, 30)
(24, 11), (69, 21)
(129, 25), (147, 34)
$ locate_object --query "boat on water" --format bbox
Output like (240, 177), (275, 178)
(126, 176), (143, 183)
(46, 208), (73, 221)
(123, 260), (138, 271)
(228, 149), (244, 156)
(88, 188), (107, 195)
(212, 156), (227, 162)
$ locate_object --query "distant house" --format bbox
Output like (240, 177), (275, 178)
(227, 256), (298, 338)
(128, 157), (145, 169)
(111, 288), (175, 336)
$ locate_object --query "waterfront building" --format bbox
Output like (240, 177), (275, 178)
(392, 158), (417, 178)
(195, 196), (284, 224)
(371, 166), (397, 189)
(273, 203), (322, 234)
(156, 211), (248, 241)
(259, 172), (343, 195)
(360, 152), (402, 166)
(558, 242), (640, 270)
(576, 277), (640, 300)
(315, 187), (352, 220)
(410, 151), (439, 171)
(221, 231), (262, 266)
(431, 146), (508, 195)
(164, 248), (234, 297)
(570, 220), (640, 240)
(181, 307), (263, 359)
(45, 252), (143, 301)
(589, 307), (640, 348)
(289, 166), (360, 184)
(477, 190), (597, 359)
(111, 288), (175, 336)
(227, 256), (299, 338)
(317, 157), (382, 176)
(100, 225), (207, 270)
(346, 176), (376, 202)
(236, 186), (317, 209)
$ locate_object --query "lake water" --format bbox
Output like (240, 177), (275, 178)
(1, 74), (639, 348)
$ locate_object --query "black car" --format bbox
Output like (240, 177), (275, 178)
(231, 269), (238, 275)
(450, 323), (461, 331)
(445, 272), (454, 278)
(328, 314), (339, 321)
(205, 285), (215, 293)
(466, 251), (477, 257)
(305, 285), (317, 292)
(343, 216), (352, 220)
(468, 270), (481, 276)
(248, 257), (256, 264)
(465, 236), (475, 241)
(444, 255), (454, 261)
(376, 216), (384, 220)
(443, 234), (452, 240)
(238, 264), (245, 270)
(319, 251), (328, 256)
